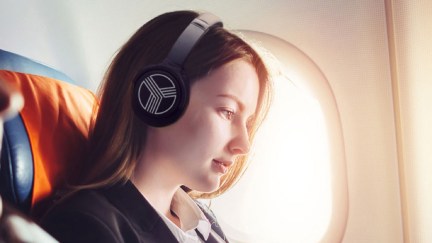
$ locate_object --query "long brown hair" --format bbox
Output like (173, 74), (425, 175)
(79, 10), (272, 198)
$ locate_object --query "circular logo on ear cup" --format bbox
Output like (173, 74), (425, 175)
(137, 73), (178, 115)
(133, 66), (189, 127)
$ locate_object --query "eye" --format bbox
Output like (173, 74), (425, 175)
(220, 108), (235, 120)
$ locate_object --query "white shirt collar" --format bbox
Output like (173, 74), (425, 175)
(158, 188), (211, 242)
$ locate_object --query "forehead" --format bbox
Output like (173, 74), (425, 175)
(191, 59), (260, 115)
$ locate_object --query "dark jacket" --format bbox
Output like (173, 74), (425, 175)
(40, 181), (228, 243)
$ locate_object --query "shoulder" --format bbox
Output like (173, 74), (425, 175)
(43, 189), (115, 220)
(40, 189), (127, 243)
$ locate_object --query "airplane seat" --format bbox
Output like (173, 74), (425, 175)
(0, 49), (97, 219)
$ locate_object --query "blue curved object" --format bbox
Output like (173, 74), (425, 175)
(0, 49), (75, 83)
(0, 49), (75, 213)
(1, 115), (33, 211)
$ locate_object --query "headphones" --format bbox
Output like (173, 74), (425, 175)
(132, 13), (223, 127)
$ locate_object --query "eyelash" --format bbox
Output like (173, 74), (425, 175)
(219, 108), (254, 133)
(220, 108), (235, 120)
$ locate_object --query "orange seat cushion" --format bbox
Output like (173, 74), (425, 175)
(0, 70), (97, 216)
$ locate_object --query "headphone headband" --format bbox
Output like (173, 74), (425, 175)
(165, 13), (223, 66)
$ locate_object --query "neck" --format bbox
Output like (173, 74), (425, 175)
(131, 149), (181, 221)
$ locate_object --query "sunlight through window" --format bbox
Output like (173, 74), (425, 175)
(210, 75), (332, 243)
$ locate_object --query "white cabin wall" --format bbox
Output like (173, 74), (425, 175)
(0, 0), (92, 88)
(390, 1), (432, 242)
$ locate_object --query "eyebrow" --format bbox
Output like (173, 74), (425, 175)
(216, 94), (245, 113)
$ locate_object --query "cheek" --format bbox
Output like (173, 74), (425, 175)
(165, 111), (211, 154)
(183, 113), (227, 153)
(189, 116), (219, 150)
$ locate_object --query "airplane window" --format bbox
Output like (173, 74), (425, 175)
(206, 31), (348, 243)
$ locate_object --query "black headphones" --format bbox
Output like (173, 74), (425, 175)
(132, 13), (223, 127)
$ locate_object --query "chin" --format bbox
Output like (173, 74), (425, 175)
(188, 177), (221, 193)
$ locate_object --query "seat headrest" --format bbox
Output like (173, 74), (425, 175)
(0, 70), (96, 217)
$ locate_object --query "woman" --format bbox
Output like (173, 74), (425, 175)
(41, 10), (272, 243)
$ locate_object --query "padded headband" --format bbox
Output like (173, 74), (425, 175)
(165, 13), (223, 66)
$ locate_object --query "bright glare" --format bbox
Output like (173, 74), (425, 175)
(209, 75), (333, 243)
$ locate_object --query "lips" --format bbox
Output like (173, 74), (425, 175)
(212, 159), (233, 174)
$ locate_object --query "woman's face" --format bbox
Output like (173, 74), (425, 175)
(146, 59), (260, 192)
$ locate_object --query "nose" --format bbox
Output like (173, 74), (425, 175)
(229, 125), (251, 155)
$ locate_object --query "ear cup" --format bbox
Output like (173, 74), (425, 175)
(132, 13), (222, 127)
(132, 65), (189, 127)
